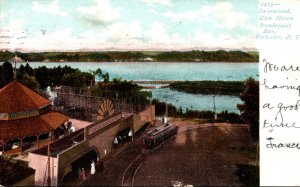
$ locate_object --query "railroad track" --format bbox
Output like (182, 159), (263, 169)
(122, 126), (214, 186)
(121, 124), (250, 186)
(121, 136), (176, 186)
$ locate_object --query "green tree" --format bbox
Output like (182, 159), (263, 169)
(62, 71), (93, 87)
(0, 51), (14, 62)
(237, 77), (259, 141)
(90, 68), (110, 84)
(19, 74), (40, 90)
(24, 63), (33, 76)
(237, 77), (259, 166)
(17, 64), (26, 80)
(102, 72), (109, 83)
(34, 66), (50, 88)
(0, 61), (14, 87)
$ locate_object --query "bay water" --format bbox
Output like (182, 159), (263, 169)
(12, 62), (258, 113)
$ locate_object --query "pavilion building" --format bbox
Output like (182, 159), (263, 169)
(0, 80), (69, 154)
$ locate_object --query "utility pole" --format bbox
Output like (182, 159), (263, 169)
(213, 95), (216, 119)
(165, 98), (168, 117)
(47, 143), (51, 186)
(213, 84), (217, 125)
(150, 98), (153, 126)
(164, 98), (168, 124)
(13, 53), (17, 80)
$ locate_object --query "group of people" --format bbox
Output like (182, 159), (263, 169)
(56, 120), (76, 138)
(78, 159), (104, 181)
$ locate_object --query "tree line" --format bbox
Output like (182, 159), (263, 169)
(169, 80), (245, 96)
(152, 99), (243, 124)
(0, 62), (110, 89)
(0, 50), (259, 62)
(0, 61), (90, 89)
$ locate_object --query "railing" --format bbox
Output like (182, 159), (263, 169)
(38, 86), (148, 122)
(87, 112), (124, 136)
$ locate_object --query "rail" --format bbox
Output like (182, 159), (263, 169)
(121, 124), (251, 186)
(121, 134), (176, 186)
(38, 86), (149, 122)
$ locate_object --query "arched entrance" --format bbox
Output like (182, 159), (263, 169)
(61, 149), (99, 185)
(113, 127), (133, 147)
(71, 150), (98, 172)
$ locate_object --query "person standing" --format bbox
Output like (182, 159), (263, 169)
(91, 161), (96, 175)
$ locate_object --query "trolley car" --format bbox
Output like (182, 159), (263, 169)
(142, 123), (179, 149)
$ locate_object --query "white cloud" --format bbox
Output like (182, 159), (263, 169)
(0, 18), (27, 50)
(155, 2), (251, 30)
(144, 22), (187, 49)
(139, 0), (172, 6)
(189, 28), (256, 50)
(162, 11), (202, 23)
(77, 21), (145, 50)
(32, 0), (68, 17)
(7, 19), (25, 35)
(2, 20), (255, 52)
(74, 21), (144, 49)
(24, 28), (79, 51)
(145, 22), (169, 43)
(1, 0), (256, 51)
(16, 21), (145, 51)
(16, 20), (189, 51)
(77, 0), (121, 26)
(0, 11), (5, 21)
(206, 2), (249, 30)
(1, 2), (255, 52)
(1, 18), (255, 51)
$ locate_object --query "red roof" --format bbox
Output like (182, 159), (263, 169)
(0, 111), (69, 140)
(0, 80), (50, 113)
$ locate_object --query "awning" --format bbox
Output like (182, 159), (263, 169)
(0, 111), (69, 141)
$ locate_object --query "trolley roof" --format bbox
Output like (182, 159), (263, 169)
(147, 123), (176, 136)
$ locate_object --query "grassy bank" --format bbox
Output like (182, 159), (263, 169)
(169, 80), (245, 96)
(152, 99), (243, 124)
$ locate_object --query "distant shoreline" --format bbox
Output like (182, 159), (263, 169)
(9, 61), (259, 63)
(0, 50), (259, 63)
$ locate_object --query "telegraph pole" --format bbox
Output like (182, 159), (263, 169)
(13, 54), (17, 80)
(165, 98), (168, 118)
(213, 95), (216, 122)
(213, 84), (217, 125)
(148, 96), (154, 126)
(47, 143), (51, 186)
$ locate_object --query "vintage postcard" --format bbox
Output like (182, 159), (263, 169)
(0, 0), (297, 186)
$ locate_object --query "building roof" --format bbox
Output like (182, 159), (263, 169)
(0, 80), (50, 113)
(0, 111), (69, 140)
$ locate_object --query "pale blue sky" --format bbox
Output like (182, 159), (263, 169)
(0, 0), (257, 51)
